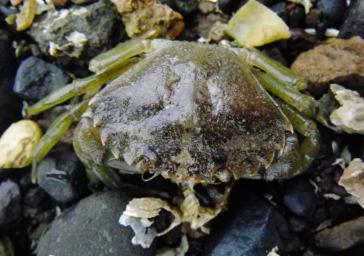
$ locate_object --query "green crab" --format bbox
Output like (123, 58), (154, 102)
(27, 38), (320, 234)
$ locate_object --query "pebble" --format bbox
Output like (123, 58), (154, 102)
(0, 180), (21, 230)
(271, 2), (288, 23)
(13, 57), (71, 102)
(283, 179), (317, 218)
(0, 30), (21, 134)
(204, 194), (296, 255)
(288, 216), (308, 233)
(218, 0), (247, 14)
(288, 5), (306, 28)
(315, 215), (364, 252)
(317, 0), (347, 26)
(28, 0), (123, 62)
(37, 148), (87, 204)
(24, 187), (46, 208)
(339, 0), (364, 38)
(161, 0), (198, 15)
(36, 191), (156, 256)
(305, 9), (322, 27)
(291, 36), (364, 92)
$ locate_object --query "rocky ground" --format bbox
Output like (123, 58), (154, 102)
(1, 0), (364, 255)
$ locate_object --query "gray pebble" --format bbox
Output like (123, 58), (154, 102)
(36, 191), (156, 256)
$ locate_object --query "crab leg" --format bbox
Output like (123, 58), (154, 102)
(25, 39), (151, 117)
(31, 100), (89, 183)
(255, 71), (318, 118)
(25, 59), (136, 117)
(31, 97), (122, 189)
(276, 99), (320, 172)
(236, 47), (307, 91)
(89, 38), (151, 73)
(87, 164), (123, 190)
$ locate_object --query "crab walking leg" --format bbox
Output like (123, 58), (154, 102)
(89, 38), (151, 73)
(88, 165), (123, 190)
(31, 100), (89, 183)
(236, 47), (307, 91)
(25, 59), (138, 117)
(277, 99), (320, 172)
(255, 71), (318, 118)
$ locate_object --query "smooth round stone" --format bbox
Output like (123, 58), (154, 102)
(36, 191), (156, 256)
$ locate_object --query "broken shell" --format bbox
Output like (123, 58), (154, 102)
(329, 84), (364, 134)
(119, 197), (181, 248)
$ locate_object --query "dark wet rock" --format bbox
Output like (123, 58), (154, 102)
(271, 2), (288, 23)
(317, 0), (346, 26)
(284, 28), (318, 63)
(339, 0), (364, 38)
(0, 30), (21, 134)
(315, 21), (329, 39)
(175, 0), (199, 14)
(0, 180), (21, 230)
(28, 0), (122, 63)
(204, 195), (296, 255)
(283, 179), (316, 218)
(24, 188), (46, 208)
(217, 0), (247, 15)
(288, 5), (305, 28)
(19, 174), (32, 191)
(13, 57), (71, 102)
(315, 215), (364, 252)
(161, 0), (198, 15)
(312, 205), (329, 225)
(291, 36), (364, 93)
(289, 216), (308, 233)
(37, 148), (87, 204)
(36, 191), (156, 256)
(326, 199), (362, 223)
(0, 236), (14, 256)
(305, 9), (322, 27)
(0, 0), (9, 5)
(217, 0), (275, 14)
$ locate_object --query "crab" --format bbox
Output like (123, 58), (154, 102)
(27, 38), (320, 236)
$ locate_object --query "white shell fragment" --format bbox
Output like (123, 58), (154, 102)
(0, 120), (42, 168)
(65, 31), (87, 47)
(338, 158), (364, 209)
(49, 31), (88, 58)
(119, 197), (181, 248)
(329, 84), (364, 134)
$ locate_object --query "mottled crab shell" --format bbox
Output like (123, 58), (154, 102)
(77, 42), (292, 184)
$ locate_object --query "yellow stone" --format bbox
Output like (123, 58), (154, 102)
(226, 0), (291, 47)
(16, 0), (36, 32)
(0, 120), (42, 169)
